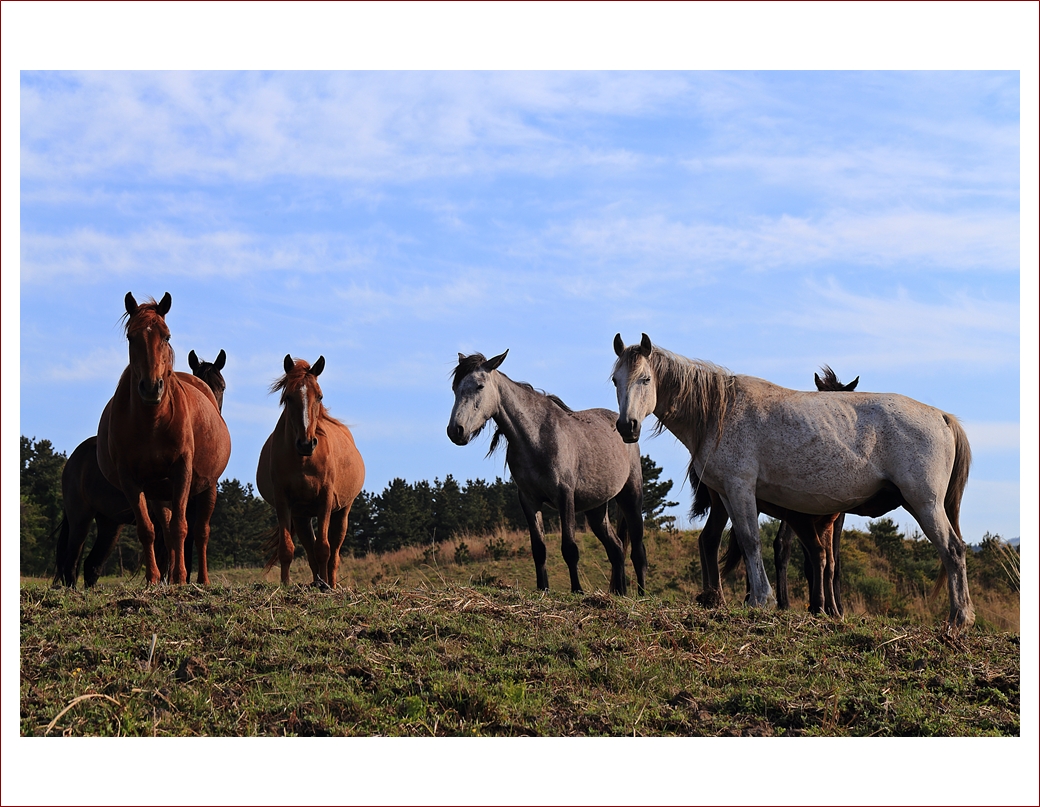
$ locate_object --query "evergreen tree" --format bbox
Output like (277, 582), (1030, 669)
(640, 454), (679, 530)
(20, 436), (67, 575)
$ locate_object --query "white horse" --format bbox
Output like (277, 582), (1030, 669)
(611, 333), (974, 630)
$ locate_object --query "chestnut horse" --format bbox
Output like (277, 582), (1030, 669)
(257, 355), (365, 588)
(97, 293), (231, 585)
(612, 333), (974, 631)
(54, 350), (227, 588)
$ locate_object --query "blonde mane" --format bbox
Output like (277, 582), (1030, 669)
(615, 344), (738, 456)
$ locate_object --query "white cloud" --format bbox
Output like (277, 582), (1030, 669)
(552, 209), (1019, 272)
(961, 421), (1021, 452)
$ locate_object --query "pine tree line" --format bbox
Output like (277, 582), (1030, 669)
(20, 436), (679, 578)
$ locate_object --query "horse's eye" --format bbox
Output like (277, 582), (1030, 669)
(317, 394), (323, 402)
(476, 384), (485, 392)
(640, 377), (651, 386)
(611, 377), (618, 387)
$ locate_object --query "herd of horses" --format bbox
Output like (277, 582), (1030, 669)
(53, 292), (976, 631)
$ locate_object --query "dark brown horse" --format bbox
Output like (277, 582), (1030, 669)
(258, 355), (365, 588)
(54, 350), (227, 588)
(97, 293), (231, 585)
(707, 367), (860, 613)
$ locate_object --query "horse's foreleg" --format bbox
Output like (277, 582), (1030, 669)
(126, 488), (162, 584)
(696, 500), (729, 608)
(519, 495), (549, 591)
(724, 495), (774, 608)
(83, 517), (123, 588)
(774, 520), (793, 610)
(191, 486), (217, 585)
(557, 492), (582, 594)
(585, 503), (626, 595)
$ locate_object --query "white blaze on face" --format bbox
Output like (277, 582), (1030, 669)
(300, 385), (309, 432)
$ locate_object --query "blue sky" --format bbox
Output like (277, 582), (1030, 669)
(17, 68), (1024, 544)
(4, 4), (1038, 803)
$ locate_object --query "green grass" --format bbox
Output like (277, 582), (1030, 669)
(20, 569), (1019, 737)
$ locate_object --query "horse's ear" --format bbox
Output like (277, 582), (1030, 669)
(214, 349), (226, 371)
(613, 333), (625, 357)
(188, 350), (200, 372)
(284, 354), (294, 374)
(157, 292), (172, 317)
(483, 350), (508, 372)
(124, 292), (138, 317)
(458, 352), (466, 363)
(639, 333), (653, 357)
(845, 376), (860, 391)
(310, 356), (326, 377)
(814, 372), (824, 391)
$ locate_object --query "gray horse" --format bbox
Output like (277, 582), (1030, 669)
(447, 351), (646, 595)
(612, 333), (974, 630)
(708, 366), (860, 614)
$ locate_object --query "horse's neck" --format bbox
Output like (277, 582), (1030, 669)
(493, 375), (553, 450)
(652, 353), (725, 455)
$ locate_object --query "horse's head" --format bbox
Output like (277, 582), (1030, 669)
(124, 291), (174, 405)
(447, 350), (508, 446)
(273, 354), (326, 456)
(611, 332), (656, 443)
(815, 365), (859, 392)
(189, 349), (228, 413)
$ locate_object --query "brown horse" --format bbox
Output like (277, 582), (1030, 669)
(257, 355), (365, 588)
(54, 350), (227, 588)
(97, 293), (231, 585)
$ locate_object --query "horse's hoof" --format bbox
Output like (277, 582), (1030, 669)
(312, 578), (331, 592)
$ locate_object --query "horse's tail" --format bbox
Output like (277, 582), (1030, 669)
(688, 464), (713, 519)
(719, 529), (743, 578)
(261, 526), (282, 573)
(930, 413), (973, 599)
(617, 508), (630, 554)
(52, 512), (70, 586)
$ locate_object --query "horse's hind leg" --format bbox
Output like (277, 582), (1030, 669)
(56, 513), (89, 588)
(617, 483), (647, 595)
(518, 494), (549, 591)
(832, 513), (846, 616)
(556, 492), (583, 594)
(696, 497), (729, 608)
(905, 501), (975, 630)
(585, 503), (626, 595)
(327, 509), (349, 589)
(774, 520), (793, 610)
(189, 487), (217, 585)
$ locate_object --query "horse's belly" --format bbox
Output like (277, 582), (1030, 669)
(755, 477), (881, 515)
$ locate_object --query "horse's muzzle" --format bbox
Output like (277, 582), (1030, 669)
(447, 423), (469, 446)
(137, 378), (165, 405)
(296, 437), (317, 456)
(616, 418), (641, 443)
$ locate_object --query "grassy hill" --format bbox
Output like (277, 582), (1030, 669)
(19, 526), (1020, 738)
